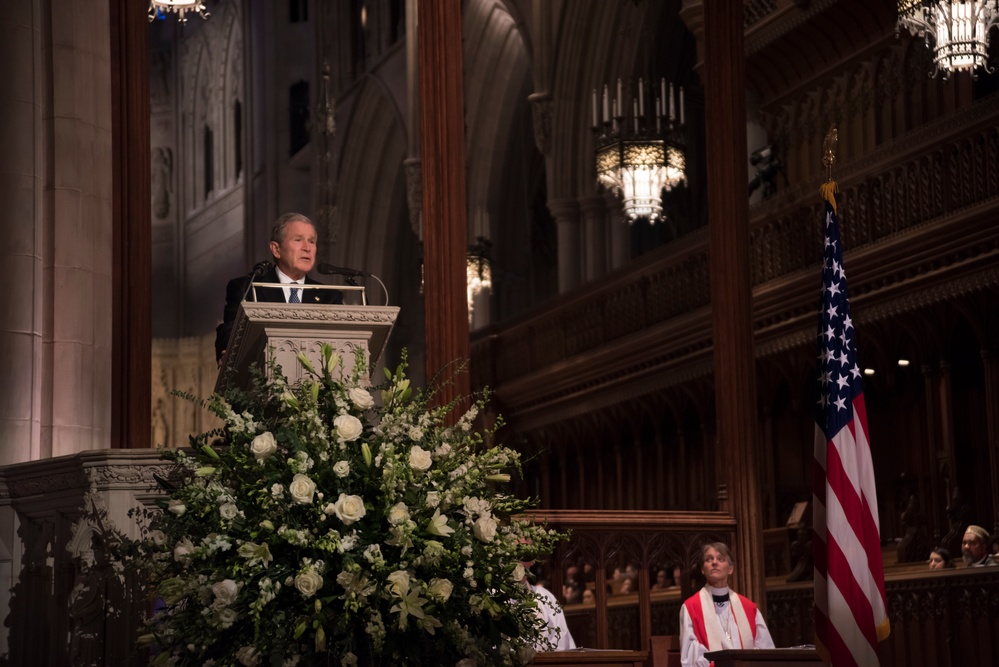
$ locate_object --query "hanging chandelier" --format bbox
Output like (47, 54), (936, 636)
(897, 1), (999, 77)
(593, 78), (686, 223)
(148, 0), (210, 23)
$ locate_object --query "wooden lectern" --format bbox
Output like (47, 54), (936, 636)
(215, 299), (399, 395)
(703, 648), (822, 667)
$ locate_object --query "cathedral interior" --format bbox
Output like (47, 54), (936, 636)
(1, 0), (999, 665)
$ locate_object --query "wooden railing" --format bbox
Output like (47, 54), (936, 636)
(471, 97), (999, 401)
(526, 510), (999, 667)
(525, 510), (738, 654)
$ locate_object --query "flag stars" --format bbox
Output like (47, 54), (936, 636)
(850, 364), (862, 379)
(836, 374), (850, 390)
(833, 396), (848, 411)
(837, 351), (850, 366)
(824, 325), (836, 341)
(826, 281), (841, 298)
(838, 331), (851, 346)
(843, 314), (853, 331)
(826, 304), (839, 319)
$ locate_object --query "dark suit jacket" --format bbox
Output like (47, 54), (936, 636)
(214, 267), (343, 361)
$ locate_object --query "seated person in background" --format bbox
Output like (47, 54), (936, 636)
(651, 568), (671, 591)
(928, 547), (954, 569)
(670, 563), (684, 589)
(679, 542), (774, 667)
(562, 580), (582, 604)
(581, 588), (595, 605)
(618, 577), (634, 595)
(215, 212), (343, 363)
(962, 525), (998, 567)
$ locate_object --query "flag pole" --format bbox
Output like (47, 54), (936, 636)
(812, 122), (891, 667)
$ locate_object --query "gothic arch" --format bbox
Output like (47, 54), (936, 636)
(463, 0), (533, 237)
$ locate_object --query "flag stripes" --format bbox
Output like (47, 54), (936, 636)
(812, 199), (889, 666)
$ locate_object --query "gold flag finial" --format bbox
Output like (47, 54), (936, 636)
(820, 125), (839, 212)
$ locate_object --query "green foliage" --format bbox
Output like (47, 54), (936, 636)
(120, 350), (566, 667)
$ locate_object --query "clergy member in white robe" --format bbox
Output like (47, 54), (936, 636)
(679, 542), (774, 667)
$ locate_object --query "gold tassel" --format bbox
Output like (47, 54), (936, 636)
(820, 180), (838, 214)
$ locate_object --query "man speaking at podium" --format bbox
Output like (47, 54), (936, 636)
(215, 212), (343, 363)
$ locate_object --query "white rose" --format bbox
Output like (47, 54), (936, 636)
(333, 414), (363, 441)
(149, 530), (166, 546)
(409, 445), (433, 471)
(216, 607), (238, 628)
(249, 432), (278, 460)
(288, 474), (316, 504)
(348, 387), (375, 410)
(212, 579), (239, 606)
(332, 493), (367, 524)
(427, 577), (453, 602)
(167, 499), (186, 516)
(236, 645), (260, 667)
(173, 537), (195, 562)
(294, 570), (324, 598)
(473, 515), (498, 543)
(425, 491), (441, 508)
(271, 483), (284, 497)
(511, 563), (526, 582)
(219, 502), (238, 520)
(385, 570), (410, 597)
(333, 460), (350, 478)
(387, 502), (410, 525)
(408, 426), (424, 441)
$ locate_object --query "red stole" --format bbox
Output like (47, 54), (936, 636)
(684, 589), (759, 650)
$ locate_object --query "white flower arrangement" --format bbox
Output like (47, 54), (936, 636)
(121, 347), (565, 667)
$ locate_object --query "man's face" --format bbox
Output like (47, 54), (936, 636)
(701, 546), (733, 588)
(270, 220), (317, 280)
(962, 532), (986, 563)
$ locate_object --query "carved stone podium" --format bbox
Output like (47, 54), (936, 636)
(215, 301), (399, 395)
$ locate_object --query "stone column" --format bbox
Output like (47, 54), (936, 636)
(0, 1), (45, 464)
(547, 197), (581, 293)
(579, 194), (608, 282)
(404, 0), (421, 237)
(418, 0), (470, 409)
(605, 192), (631, 271)
(704, 0), (764, 605)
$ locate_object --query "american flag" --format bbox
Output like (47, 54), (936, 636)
(812, 198), (890, 666)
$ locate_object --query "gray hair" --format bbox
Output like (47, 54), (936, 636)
(701, 542), (734, 566)
(270, 212), (316, 244)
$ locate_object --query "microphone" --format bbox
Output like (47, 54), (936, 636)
(250, 260), (273, 276)
(241, 261), (274, 303)
(317, 262), (370, 277)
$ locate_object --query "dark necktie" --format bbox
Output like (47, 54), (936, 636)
(289, 285), (301, 303)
